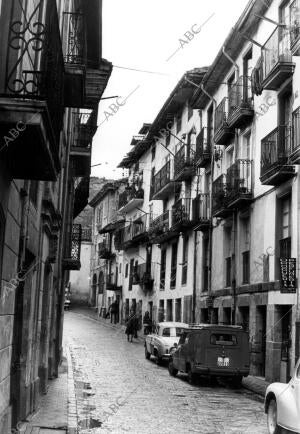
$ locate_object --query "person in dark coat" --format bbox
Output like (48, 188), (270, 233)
(109, 300), (119, 324)
(125, 312), (136, 342)
(143, 311), (152, 335)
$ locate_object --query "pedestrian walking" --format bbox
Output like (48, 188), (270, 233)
(109, 300), (119, 324)
(143, 311), (152, 335)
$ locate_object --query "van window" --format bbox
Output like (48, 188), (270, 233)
(210, 333), (237, 346)
(162, 328), (171, 337)
(176, 327), (185, 336)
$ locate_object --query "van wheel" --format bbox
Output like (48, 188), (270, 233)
(267, 399), (281, 434)
(168, 360), (178, 377)
(154, 350), (162, 365)
(145, 346), (151, 360)
(187, 366), (197, 384)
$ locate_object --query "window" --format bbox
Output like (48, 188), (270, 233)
(166, 130), (171, 147)
(170, 242), (178, 288)
(151, 146), (156, 161)
(162, 328), (171, 337)
(176, 111), (182, 134)
(210, 334), (237, 346)
(129, 259), (134, 291)
(224, 225), (232, 287)
(242, 251), (250, 284)
(243, 48), (252, 100)
(182, 235), (188, 285)
(202, 236), (209, 291)
(279, 195), (291, 258)
(160, 249), (166, 290)
(125, 263), (129, 278)
(29, 181), (39, 206)
(225, 257), (232, 287)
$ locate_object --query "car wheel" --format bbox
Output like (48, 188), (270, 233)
(168, 360), (178, 377)
(145, 346), (151, 360)
(187, 366), (197, 385)
(267, 399), (281, 434)
(156, 355), (163, 365)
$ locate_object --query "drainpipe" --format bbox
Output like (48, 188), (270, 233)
(222, 47), (239, 77)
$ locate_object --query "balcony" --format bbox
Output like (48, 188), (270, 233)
(98, 241), (114, 260)
(192, 194), (210, 231)
(290, 0), (300, 56)
(289, 106), (300, 164)
(133, 263), (154, 291)
(118, 186), (144, 213)
(214, 98), (235, 145)
(106, 274), (122, 291)
(171, 198), (193, 231)
(174, 145), (195, 181)
(63, 224), (82, 270)
(212, 174), (231, 218)
(260, 125), (295, 185)
(132, 214), (148, 243)
(73, 176), (90, 218)
(71, 110), (97, 177)
(261, 26), (295, 91)
(195, 127), (212, 167)
(152, 161), (176, 200)
(149, 211), (177, 244)
(226, 160), (253, 209)
(0, 0), (64, 180)
(63, 12), (86, 107)
(84, 60), (113, 109)
(227, 76), (254, 129)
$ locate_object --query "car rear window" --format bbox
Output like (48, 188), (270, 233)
(162, 328), (171, 336)
(175, 327), (185, 336)
(210, 333), (237, 346)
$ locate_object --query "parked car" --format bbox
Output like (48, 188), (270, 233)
(265, 358), (300, 434)
(168, 324), (250, 386)
(144, 322), (188, 364)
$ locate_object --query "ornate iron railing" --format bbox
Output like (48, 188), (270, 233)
(192, 193), (210, 221)
(212, 174), (227, 213)
(63, 12), (86, 64)
(3, 0), (64, 148)
(195, 127), (212, 162)
(81, 228), (92, 242)
(70, 224), (82, 262)
(261, 125), (291, 176)
(226, 159), (252, 200)
(261, 26), (292, 81)
(132, 214), (148, 238)
(149, 210), (170, 233)
(118, 186), (144, 209)
(174, 144), (194, 177)
(153, 161), (171, 195)
(171, 198), (191, 227)
(228, 76), (252, 116)
(291, 106), (300, 155)
(214, 97), (229, 132)
(290, 0), (300, 49)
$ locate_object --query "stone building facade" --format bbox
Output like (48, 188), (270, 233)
(0, 0), (111, 431)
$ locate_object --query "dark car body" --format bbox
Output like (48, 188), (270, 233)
(169, 324), (250, 382)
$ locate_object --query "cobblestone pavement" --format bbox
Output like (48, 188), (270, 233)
(64, 311), (268, 434)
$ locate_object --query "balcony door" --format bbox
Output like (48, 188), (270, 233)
(279, 89), (292, 155)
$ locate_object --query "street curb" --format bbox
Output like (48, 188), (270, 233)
(66, 345), (78, 434)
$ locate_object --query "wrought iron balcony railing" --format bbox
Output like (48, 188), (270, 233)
(149, 211), (170, 235)
(63, 12), (86, 65)
(226, 159), (252, 206)
(98, 241), (113, 259)
(195, 127), (212, 166)
(260, 125), (295, 185)
(212, 174), (229, 217)
(174, 145), (195, 180)
(261, 26), (294, 90)
(290, 106), (300, 163)
(171, 198), (192, 228)
(227, 76), (254, 128)
(63, 223), (82, 270)
(118, 186), (144, 210)
(73, 110), (98, 148)
(214, 98), (234, 145)
(132, 214), (148, 239)
(81, 228), (92, 242)
(290, 0), (300, 54)
(152, 161), (173, 198)
(133, 263), (154, 290)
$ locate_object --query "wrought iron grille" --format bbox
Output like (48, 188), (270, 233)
(192, 193), (210, 221)
(228, 76), (252, 117)
(81, 228), (92, 242)
(291, 106), (300, 154)
(195, 127), (212, 162)
(71, 224), (82, 262)
(118, 186), (144, 209)
(261, 26), (292, 81)
(73, 110), (97, 148)
(174, 145), (193, 177)
(290, 0), (300, 49)
(171, 198), (191, 227)
(214, 97), (228, 133)
(226, 159), (252, 200)
(63, 12), (86, 64)
(149, 210), (170, 234)
(153, 161), (171, 195)
(132, 214), (148, 238)
(261, 125), (291, 176)
(4, 0), (64, 148)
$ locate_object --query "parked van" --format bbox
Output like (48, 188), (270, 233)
(168, 324), (250, 386)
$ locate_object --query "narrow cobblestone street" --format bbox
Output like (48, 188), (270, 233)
(64, 311), (268, 434)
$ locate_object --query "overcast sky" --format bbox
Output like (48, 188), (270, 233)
(91, 0), (250, 180)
